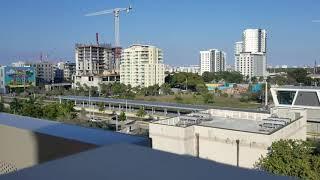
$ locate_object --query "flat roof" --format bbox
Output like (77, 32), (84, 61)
(55, 95), (266, 113)
(199, 116), (270, 134)
(0, 144), (288, 180)
(0, 113), (148, 146)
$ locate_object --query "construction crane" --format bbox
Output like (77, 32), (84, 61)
(85, 6), (132, 47)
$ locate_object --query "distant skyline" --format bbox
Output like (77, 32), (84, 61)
(0, 0), (319, 66)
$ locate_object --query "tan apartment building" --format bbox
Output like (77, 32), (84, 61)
(120, 44), (165, 88)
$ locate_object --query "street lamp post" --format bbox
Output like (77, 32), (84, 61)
(116, 114), (118, 132)
(264, 76), (268, 108)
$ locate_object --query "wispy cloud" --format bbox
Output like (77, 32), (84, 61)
(312, 20), (320, 23)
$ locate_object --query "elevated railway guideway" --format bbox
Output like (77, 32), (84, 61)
(54, 95), (267, 116)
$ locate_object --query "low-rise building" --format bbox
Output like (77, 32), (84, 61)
(73, 74), (120, 89)
(168, 65), (201, 74)
(57, 61), (76, 81)
(27, 61), (54, 85)
(150, 108), (306, 168)
(0, 112), (286, 179)
(0, 66), (36, 94)
(270, 86), (320, 136)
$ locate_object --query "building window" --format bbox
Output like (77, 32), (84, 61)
(277, 91), (296, 105)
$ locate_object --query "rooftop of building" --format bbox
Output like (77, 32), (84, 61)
(0, 113), (148, 146)
(129, 44), (155, 48)
(75, 43), (112, 48)
(199, 116), (277, 134)
(154, 110), (299, 134)
(0, 143), (288, 180)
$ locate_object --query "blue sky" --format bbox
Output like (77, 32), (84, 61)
(0, 0), (319, 66)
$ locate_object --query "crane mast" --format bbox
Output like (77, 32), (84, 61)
(85, 6), (132, 47)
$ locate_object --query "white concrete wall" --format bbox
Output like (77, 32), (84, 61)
(194, 125), (270, 168)
(149, 123), (195, 155)
(150, 109), (307, 169)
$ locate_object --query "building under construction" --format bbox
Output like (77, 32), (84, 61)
(74, 34), (121, 88)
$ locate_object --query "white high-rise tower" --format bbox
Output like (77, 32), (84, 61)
(243, 29), (266, 53)
(235, 29), (267, 78)
(200, 49), (226, 75)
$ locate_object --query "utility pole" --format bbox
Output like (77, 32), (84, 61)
(264, 76), (268, 108)
(186, 78), (188, 91)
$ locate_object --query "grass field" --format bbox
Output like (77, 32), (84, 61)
(135, 94), (261, 109)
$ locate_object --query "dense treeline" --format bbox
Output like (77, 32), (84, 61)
(255, 139), (320, 180)
(7, 97), (76, 121)
(269, 68), (315, 86)
(0, 97), (115, 130)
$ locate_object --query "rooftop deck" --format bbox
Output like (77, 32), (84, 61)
(0, 113), (148, 146)
(154, 110), (295, 134)
(0, 144), (288, 180)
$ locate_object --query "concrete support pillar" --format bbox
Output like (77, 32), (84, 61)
(109, 103), (111, 110)
(164, 109), (167, 116)
(74, 100), (77, 106)
(195, 133), (199, 158)
(82, 101), (85, 108)
(119, 104), (121, 112)
(177, 110), (180, 116)
(236, 140), (240, 167)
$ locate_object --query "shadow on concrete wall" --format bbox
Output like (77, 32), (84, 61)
(33, 131), (97, 164)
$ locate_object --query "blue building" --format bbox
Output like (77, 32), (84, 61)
(0, 66), (36, 94)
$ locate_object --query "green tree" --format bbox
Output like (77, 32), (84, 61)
(43, 103), (59, 120)
(269, 75), (288, 85)
(287, 68), (312, 85)
(160, 83), (172, 95)
(196, 84), (208, 94)
(202, 93), (214, 104)
(56, 102), (76, 120)
(202, 72), (215, 83)
(255, 139), (320, 180)
(20, 97), (43, 118)
(142, 85), (160, 96)
(169, 72), (205, 91)
(136, 107), (147, 118)
(0, 100), (5, 112)
(9, 98), (23, 114)
(119, 111), (126, 121)
(98, 102), (105, 112)
(251, 76), (258, 83)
